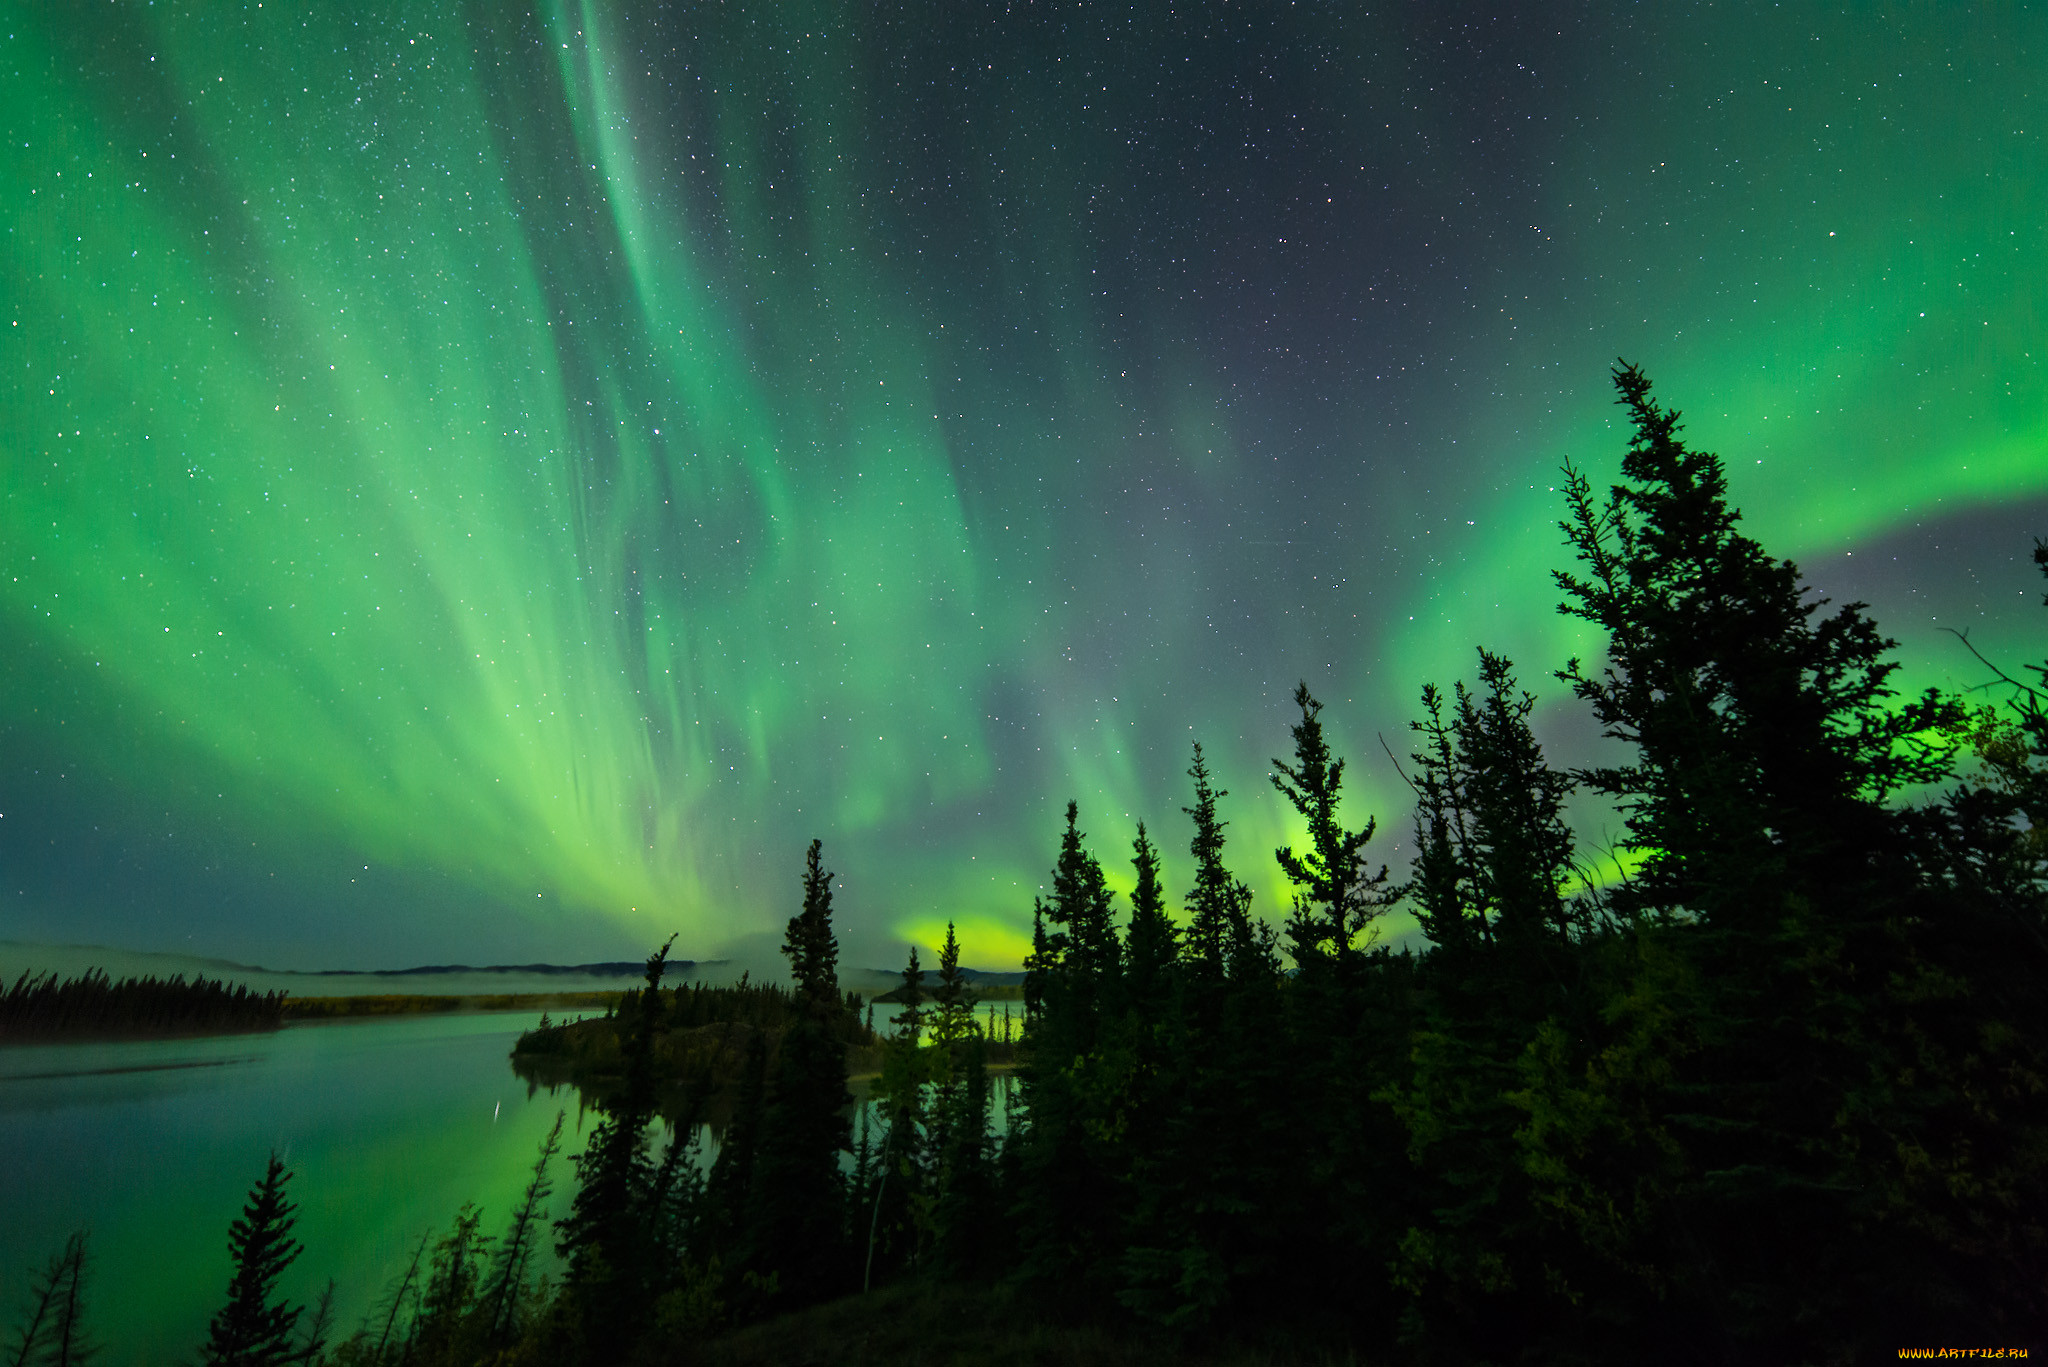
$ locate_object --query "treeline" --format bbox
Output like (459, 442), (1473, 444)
(0, 969), (286, 1041)
(10, 366), (2044, 1364)
(446, 364), (2046, 1360)
(993, 366), (2048, 1360)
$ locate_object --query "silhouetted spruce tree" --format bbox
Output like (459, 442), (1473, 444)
(1408, 682), (1480, 956)
(1938, 537), (2048, 861)
(1272, 682), (1390, 971)
(1412, 651), (1582, 959)
(477, 1111), (563, 1349)
(202, 1153), (307, 1367)
(1179, 744), (1242, 991)
(1119, 744), (1285, 1329)
(1014, 802), (1125, 1301)
(1024, 901), (1049, 1023)
(6, 1232), (93, 1367)
(411, 1204), (488, 1364)
(295, 1288), (333, 1367)
(1093, 821), (1180, 1322)
(1119, 754), (1223, 1325)
(924, 921), (974, 1168)
(1123, 823), (1176, 1017)
(5, 1243), (60, 1367)
(1856, 536), (2048, 1336)
(1521, 360), (1975, 1357)
(347, 1233), (427, 1366)
(892, 944), (926, 1040)
(1466, 660), (1582, 946)
(910, 923), (1000, 1284)
(928, 920), (975, 1050)
(1269, 684), (1408, 1333)
(2019, 536), (2048, 814)
(1555, 363), (1951, 931)
(1381, 650), (1593, 1356)
(744, 840), (854, 1309)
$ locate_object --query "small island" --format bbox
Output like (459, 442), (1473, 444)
(510, 966), (1021, 1124)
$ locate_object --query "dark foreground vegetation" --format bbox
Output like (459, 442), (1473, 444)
(10, 367), (2045, 1365)
(0, 969), (287, 1041)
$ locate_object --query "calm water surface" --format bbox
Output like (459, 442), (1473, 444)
(0, 1014), (581, 1365)
(2, 1002), (1025, 1364)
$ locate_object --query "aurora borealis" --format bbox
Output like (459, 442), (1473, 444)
(3, 3), (2044, 970)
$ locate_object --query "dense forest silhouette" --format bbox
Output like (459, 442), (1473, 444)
(10, 366), (2045, 1364)
(0, 970), (287, 1041)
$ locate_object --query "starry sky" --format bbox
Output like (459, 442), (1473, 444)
(3, 2), (2043, 972)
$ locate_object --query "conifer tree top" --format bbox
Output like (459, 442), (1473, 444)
(202, 1153), (305, 1367)
(784, 839), (840, 1004)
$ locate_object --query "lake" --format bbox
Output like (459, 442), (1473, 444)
(0, 1013), (580, 1365)
(1, 1003), (1025, 1364)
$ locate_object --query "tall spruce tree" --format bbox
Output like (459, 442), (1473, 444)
(1522, 361), (1979, 1356)
(1180, 744), (1247, 989)
(1269, 684), (1410, 1331)
(202, 1154), (306, 1367)
(1035, 800), (1123, 1043)
(1271, 682), (1389, 969)
(1385, 651), (1589, 1356)
(1123, 823), (1176, 1015)
(478, 1112), (563, 1348)
(745, 840), (854, 1308)
(1947, 535), (2048, 861)
(924, 923), (999, 1285)
(1014, 802), (1125, 1301)
(1408, 682), (1481, 955)
(411, 1205), (489, 1363)
(1409, 650), (1581, 957)
(928, 921), (974, 1050)
(1555, 362), (1951, 925)
(1120, 743), (1285, 1329)
(1867, 536), (2048, 1335)
(924, 922), (973, 1181)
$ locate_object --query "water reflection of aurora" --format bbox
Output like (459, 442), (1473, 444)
(0, 1016), (576, 1364)
(4, 5), (2043, 967)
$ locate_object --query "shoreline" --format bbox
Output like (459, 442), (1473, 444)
(0, 990), (625, 1046)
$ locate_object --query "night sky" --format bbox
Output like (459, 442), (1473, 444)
(4, 3), (2043, 971)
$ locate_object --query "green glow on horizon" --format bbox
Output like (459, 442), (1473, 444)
(3, 5), (2042, 967)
